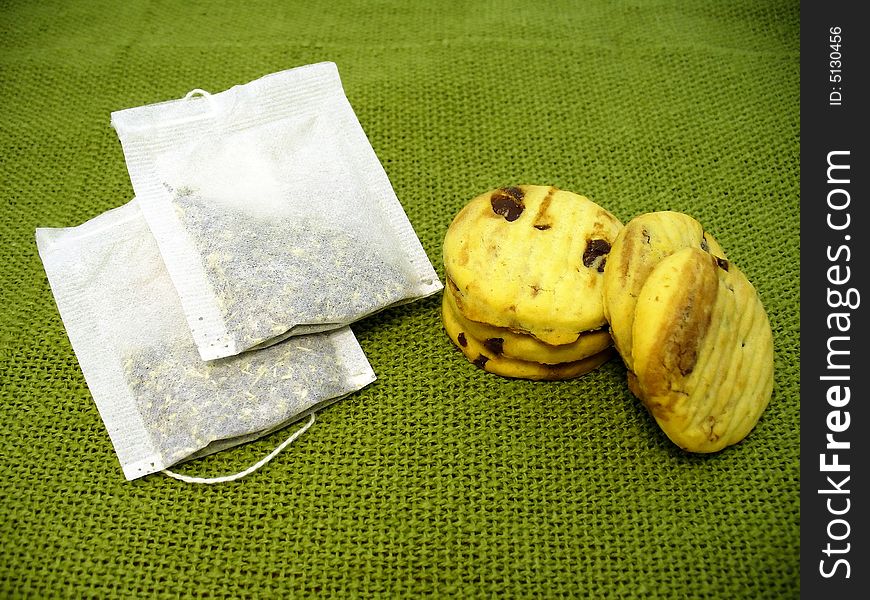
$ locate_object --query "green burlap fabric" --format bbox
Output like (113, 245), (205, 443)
(1, 1), (799, 597)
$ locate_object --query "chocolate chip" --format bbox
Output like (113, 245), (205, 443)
(490, 189), (525, 222)
(473, 354), (489, 368)
(597, 257), (607, 273)
(457, 332), (467, 347)
(582, 239), (611, 268)
(641, 229), (651, 244)
(716, 257), (729, 271)
(483, 337), (504, 355)
(502, 186), (524, 201)
(533, 224), (551, 230)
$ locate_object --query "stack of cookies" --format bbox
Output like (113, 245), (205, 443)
(442, 188), (775, 453)
(441, 185), (621, 380)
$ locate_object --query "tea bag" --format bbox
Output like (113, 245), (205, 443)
(36, 200), (376, 480)
(111, 62), (442, 360)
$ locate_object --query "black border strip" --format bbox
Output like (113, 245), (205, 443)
(800, 1), (868, 595)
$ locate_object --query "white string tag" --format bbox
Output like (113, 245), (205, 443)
(161, 412), (316, 484)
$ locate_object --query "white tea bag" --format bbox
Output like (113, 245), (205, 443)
(36, 200), (376, 480)
(111, 62), (442, 360)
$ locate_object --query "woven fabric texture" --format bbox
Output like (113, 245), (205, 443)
(1, 1), (799, 598)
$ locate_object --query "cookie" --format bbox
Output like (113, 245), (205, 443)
(443, 185), (623, 345)
(443, 280), (612, 365)
(442, 293), (614, 380)
(629, 247), (774, 453)
(602, 211), (726, 370)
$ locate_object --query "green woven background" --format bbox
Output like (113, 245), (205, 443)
(1, 1), (799, 597)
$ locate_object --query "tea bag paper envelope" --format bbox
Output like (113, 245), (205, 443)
(111, 61), (442, 361)
(36, 200), (376, 481)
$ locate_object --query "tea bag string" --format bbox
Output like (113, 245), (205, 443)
(162, 88), (220, 128)
(161, 412), (316, 484)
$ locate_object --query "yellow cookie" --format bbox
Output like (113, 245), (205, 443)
(443, 280), (612, 364)
(443, 185), (623, 345)
(442, 293), (614, 380)
(630, 247), (774, 453)
(602, 211), (726, 370)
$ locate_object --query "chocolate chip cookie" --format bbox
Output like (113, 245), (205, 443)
(443, 185), (623, 346)
(602, 211), (726, 370)
(442, 292), (615, 380)
(629, 247), (774, 452)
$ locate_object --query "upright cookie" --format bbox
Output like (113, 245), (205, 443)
(630, 247), (774, 453)
(443, 185), (623, 345)
(602, 211), (726, 370)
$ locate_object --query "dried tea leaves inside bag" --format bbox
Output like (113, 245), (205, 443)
(36, 200), (376, 480)
(170, 189), (411, 353)
(111, 62), (442, 360)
